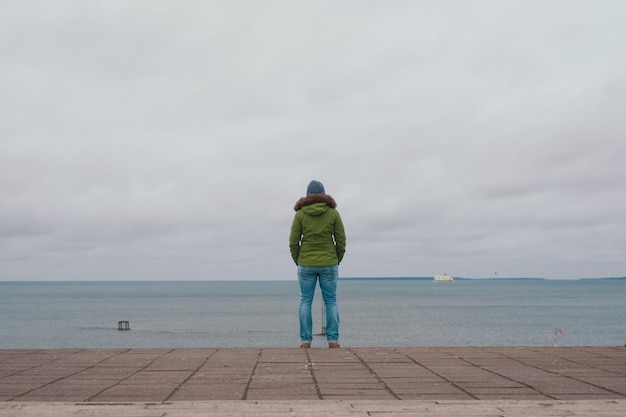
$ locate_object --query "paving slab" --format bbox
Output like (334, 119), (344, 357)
(1, 347), (625, 415)
(1, 400), (626, 417)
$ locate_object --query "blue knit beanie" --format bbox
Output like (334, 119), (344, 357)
(306, 180), (325, 195)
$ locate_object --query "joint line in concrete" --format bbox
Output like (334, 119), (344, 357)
(241, 349), (262, 400)
(351, 349), (401, 400)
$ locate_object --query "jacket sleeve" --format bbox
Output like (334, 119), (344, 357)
(333, 211), (346, 264)
(289, 212), (302, 264)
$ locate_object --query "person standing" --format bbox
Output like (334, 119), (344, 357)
(289, 180), (346, 348)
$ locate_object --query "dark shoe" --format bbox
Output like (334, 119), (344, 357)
(328, 342), (340, 348)
(300, 342), (311, 348)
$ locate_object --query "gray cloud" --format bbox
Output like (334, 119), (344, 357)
(1, 1), (625, 280)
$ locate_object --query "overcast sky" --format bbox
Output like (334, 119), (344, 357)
(1, 1), (625, 281)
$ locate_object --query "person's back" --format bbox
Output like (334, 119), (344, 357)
(289, 180), (346, 348)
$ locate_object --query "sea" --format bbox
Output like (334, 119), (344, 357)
(0, 279), (624, 349)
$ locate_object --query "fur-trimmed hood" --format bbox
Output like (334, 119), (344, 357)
(293, 194), (337, 211)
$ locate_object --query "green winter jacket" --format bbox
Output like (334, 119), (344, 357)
(289, 194), (346, 267)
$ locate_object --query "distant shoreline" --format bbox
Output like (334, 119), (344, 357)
(0, 277), (624, 283)
(341, 276), (626, 281)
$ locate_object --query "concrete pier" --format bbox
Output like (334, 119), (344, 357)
(1, 346), (625, 416)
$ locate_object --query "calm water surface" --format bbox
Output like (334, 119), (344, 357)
(0, 279), (624, 348)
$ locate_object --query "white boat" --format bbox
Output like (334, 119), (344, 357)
(434, 274), (454, 282)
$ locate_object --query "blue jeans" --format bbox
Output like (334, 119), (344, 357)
(298, 265), (340, 343)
